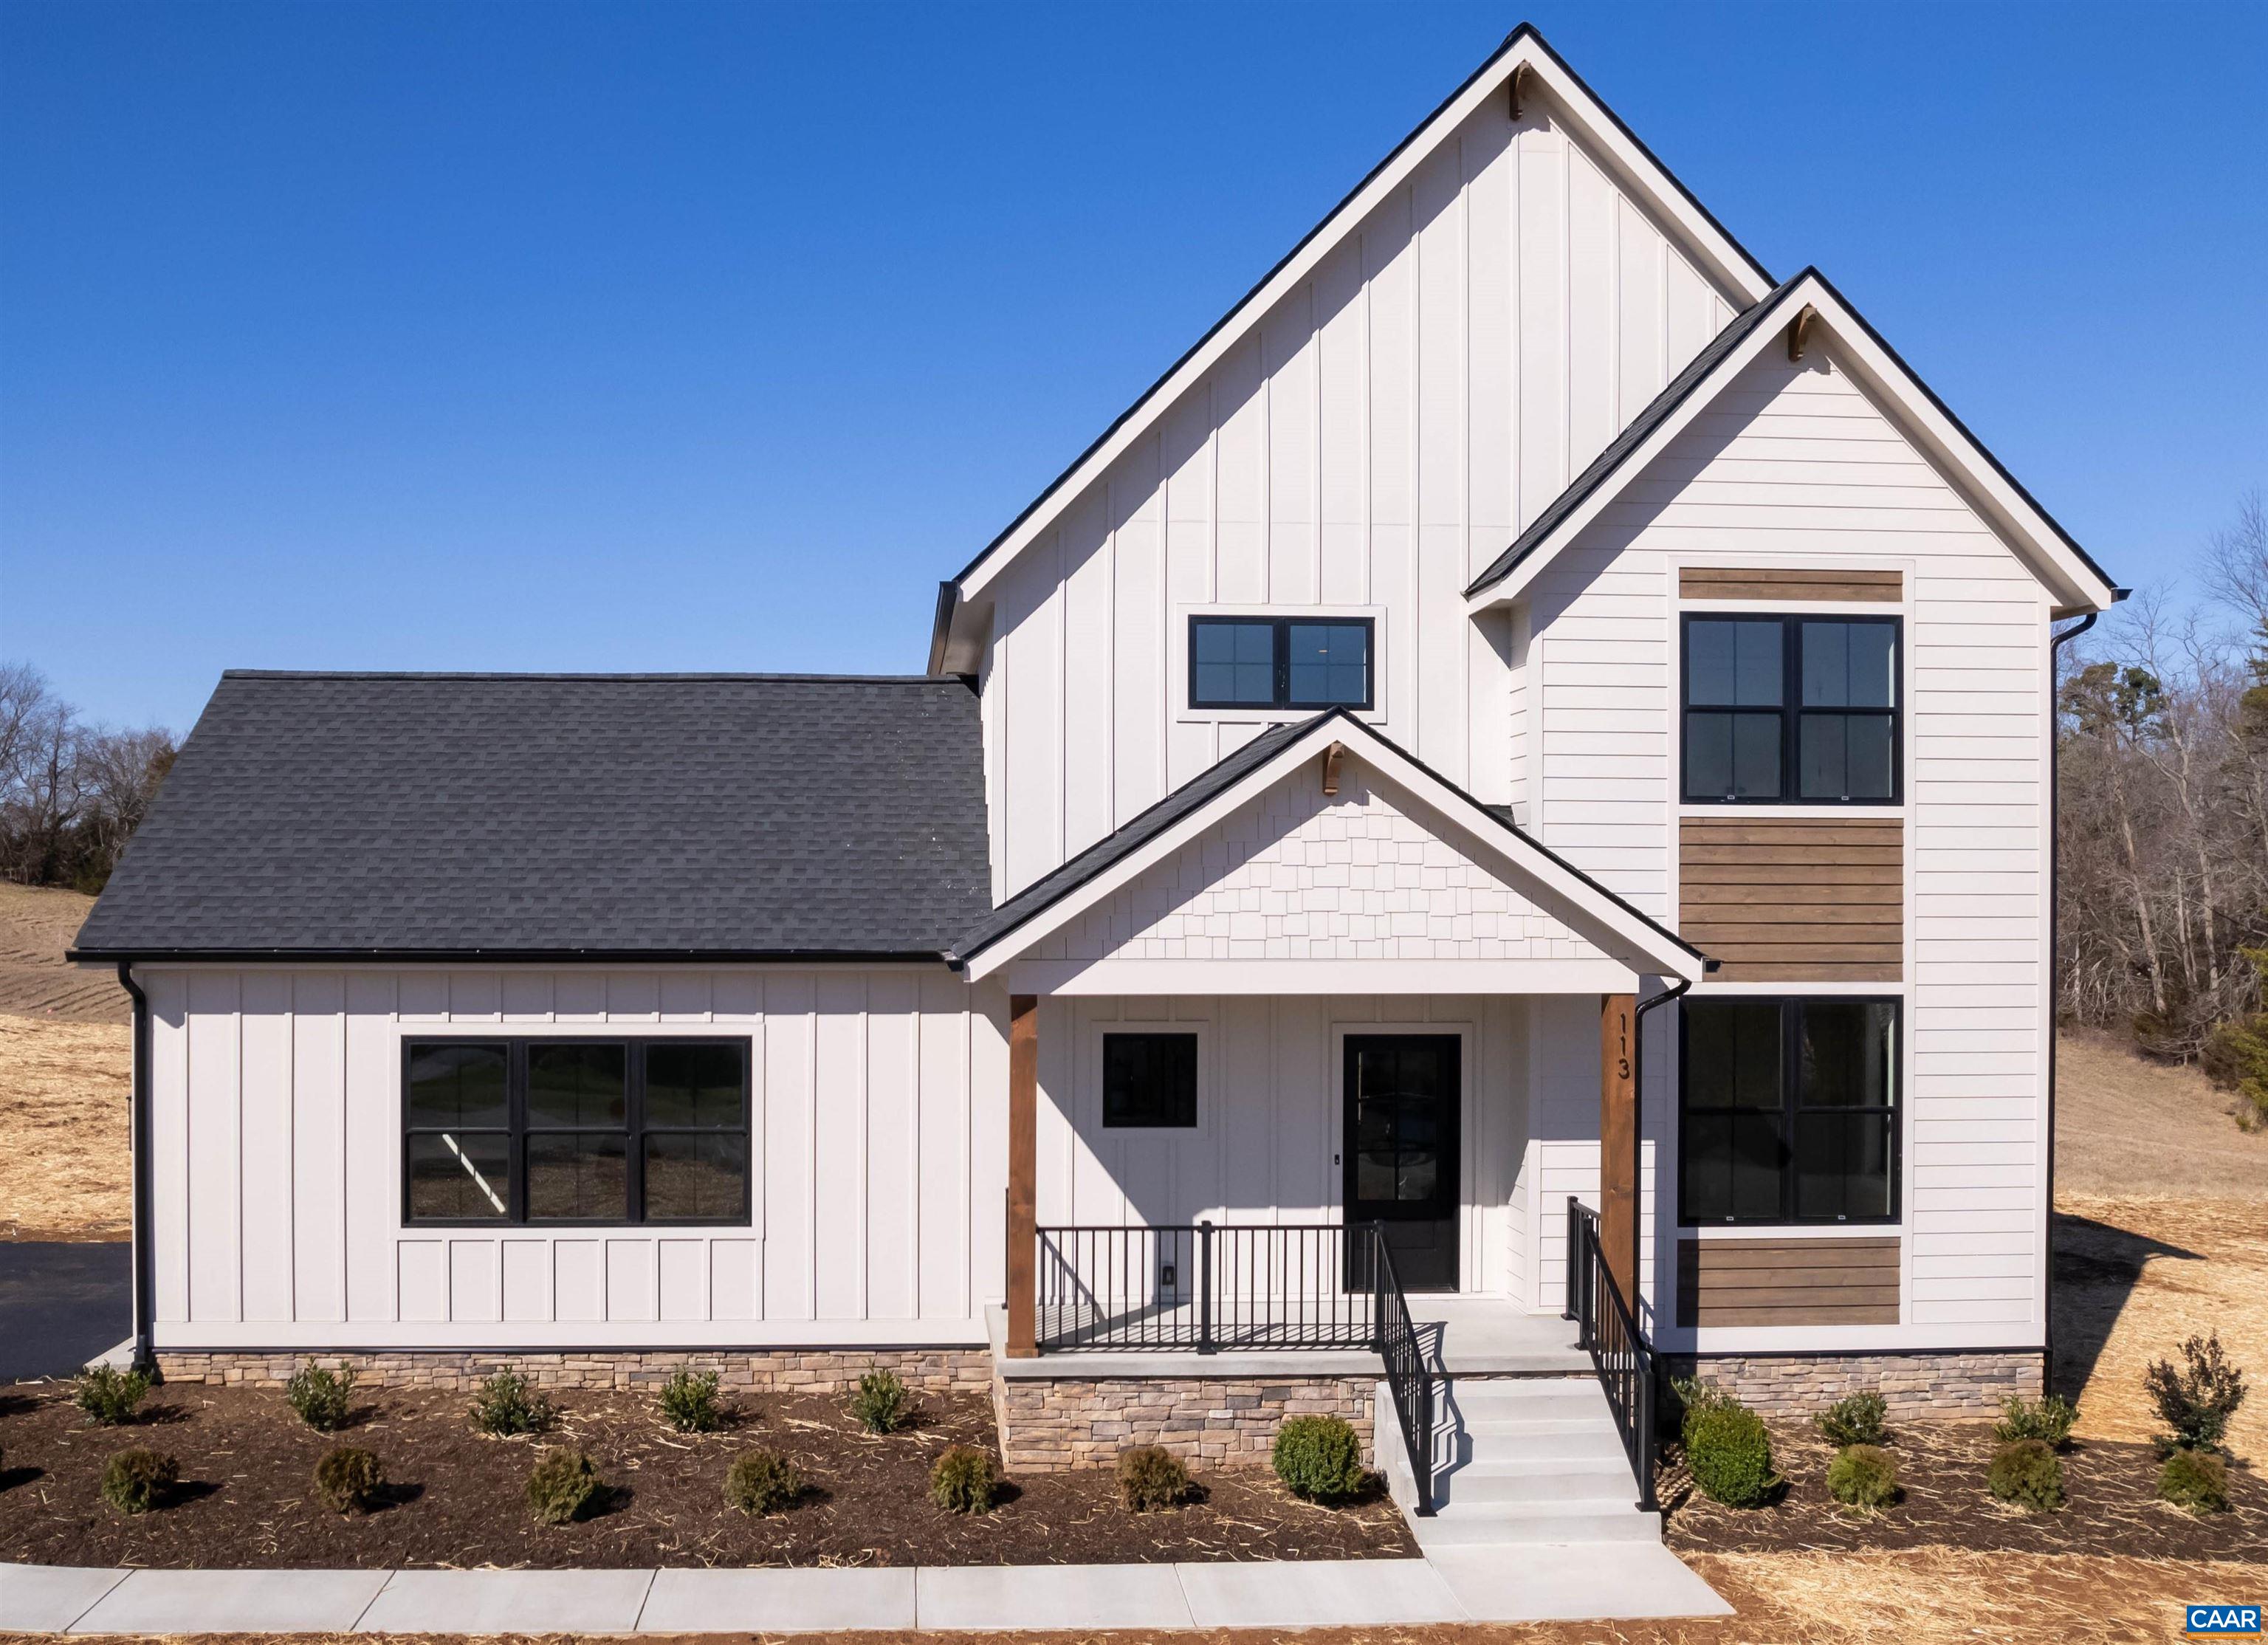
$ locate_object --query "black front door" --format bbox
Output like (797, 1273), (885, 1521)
(1342, 1034), (1460, 1292)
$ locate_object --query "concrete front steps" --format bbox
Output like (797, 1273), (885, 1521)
(1378, 1376), (1660, 1547)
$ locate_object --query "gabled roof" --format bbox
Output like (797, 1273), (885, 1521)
(944, 23), (1773, 616)
(952, 708), (1709, 983)
(1463, 267), (2123, 616)
(72, 672), (993, 962)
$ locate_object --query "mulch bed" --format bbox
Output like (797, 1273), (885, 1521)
(1663, 1417), (2268, 1561)
(0, 1381), (1413, 1569)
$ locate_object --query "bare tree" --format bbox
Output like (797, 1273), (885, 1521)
(0, 662), (178, 892)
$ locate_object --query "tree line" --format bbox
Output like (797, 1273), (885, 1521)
(2058, 491), (2268, 1124)
(0, 662), (178, 894)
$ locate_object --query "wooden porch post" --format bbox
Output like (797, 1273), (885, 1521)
(1005, 993), (1040, 1359)
(1599, 992), (1638, 1300)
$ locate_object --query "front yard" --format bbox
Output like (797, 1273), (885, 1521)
(0, 1379), (1412, 1569)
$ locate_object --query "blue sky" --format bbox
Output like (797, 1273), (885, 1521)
(4, 1), (2262, 734)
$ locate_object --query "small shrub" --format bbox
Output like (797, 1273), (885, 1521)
(1671, 1376), (1738, 1442)
(1826, 1443), (1899, 1511)
(470, 1369), (554, 1438)
(724, 1447), (805, 1515)
(2145, 1333), (2248, 1452)
(1814, 1392), (1889, 1449)
(1992, 1392), (2078, 1451)
(929, 1444), (997, 1514)
(1271, 1415), (1367, 1503)
(100, 1448), (178, 1515)
(1116, 1444), (1192, 1511)
(1987, 1438), (2064, 1511)
(849, 1370), (912, 1435)
(313, 1446), (385, 1514)
(2157, 1447), (2231, 1514)
(657, 1367), (724, 1434)
(525, 1447), (603, 1525)
(74, 1366), (151, 1426)
(1685, 1403), (1779, 1508)
(286, 1362), (357, 1432)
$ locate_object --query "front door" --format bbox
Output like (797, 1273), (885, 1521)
(1342, 1034), (1460, 1292)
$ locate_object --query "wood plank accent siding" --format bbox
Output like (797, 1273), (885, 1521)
(1680, 816), (1903, 981)
(1677, 1237), (1901, 1328)
(1678, 567), (1903, 602)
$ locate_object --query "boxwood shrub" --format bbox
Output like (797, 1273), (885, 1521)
(1271, 1415), (1367, 1502)
(2157, 1447), (2230, 1514)
(1685, 1402), (1779, 1507)
(1987, 1438), (2063, 1511)
(1825, 1443), (1898, 1511)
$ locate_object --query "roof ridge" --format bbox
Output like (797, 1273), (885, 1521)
(217, 670), (963, 685)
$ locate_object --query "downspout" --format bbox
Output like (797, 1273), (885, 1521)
(116, 962), (157, 1378)
(2044, 608), (2103, 1395)
(1631, 964), (1709, 1326)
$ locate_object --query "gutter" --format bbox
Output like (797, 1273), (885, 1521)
(2044, 604), (2108, 1395)
(116, 962), (157, 1378)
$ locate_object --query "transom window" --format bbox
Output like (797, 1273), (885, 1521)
(1678, 997), (1899, 1226)
(1102, 1032), (1198, 1128)
(1682, 614), (1900, 803)
(1189, 617), (1373, 711)
(403, 1038), (750, 1226)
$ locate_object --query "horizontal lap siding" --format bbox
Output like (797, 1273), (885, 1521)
(985, 97), (1743, 899)
(1676, 1238), (1902, 1328)
(1679, 817), (1904, 981)
(146, 968), (1005, 1350)
(1536, 348), (2051, 1344)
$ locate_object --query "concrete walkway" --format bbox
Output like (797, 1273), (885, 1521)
(5, 1548), (1730, 1632)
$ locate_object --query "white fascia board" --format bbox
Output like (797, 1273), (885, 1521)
(957, 30), (1770, 606)
(1005, 956), (1643, 997)
(963, 716), (1706, 984)
(1468, 271), (2119, 618)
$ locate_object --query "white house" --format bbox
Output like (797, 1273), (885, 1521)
(73, 25), (2120, 1543)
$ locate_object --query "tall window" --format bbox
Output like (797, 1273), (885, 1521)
(1682, 614), (1900, 803)
(403, 1038), (750, 1226)
(1189, 617), (1373, 710)
(1678, 998), (1899, 1225)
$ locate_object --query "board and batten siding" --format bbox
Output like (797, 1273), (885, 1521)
(981, 93), (1743, 901)
(1035, 993), (1527, 1302)
(144, 967), (1008, 1350)
(1528, 342), (2053, 1347)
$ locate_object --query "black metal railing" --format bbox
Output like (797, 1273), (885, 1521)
(1563, 1196), (1657, 1512)
(1034, 1222), (1377, 1352)
(1034, 1220), (1434, 1514)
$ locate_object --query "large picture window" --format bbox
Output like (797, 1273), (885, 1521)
(1189, 616), (1373, 711)
(403, 1037), (750, 1226)
(1678, 997), (1899, 1226)
(1682, 614), (1900, 803)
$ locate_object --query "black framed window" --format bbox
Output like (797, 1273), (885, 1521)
(1678, 997), (1899, 1226)
(1102, 1032), (1198, 1128)
(1190, 617), (1372, 710)
(403, 1037), (750, 1226)
(1683, 614), (1899, 803)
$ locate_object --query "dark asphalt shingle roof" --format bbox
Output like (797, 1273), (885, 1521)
(72, 672), (993, 959)
(1463, 272), (1804, 599)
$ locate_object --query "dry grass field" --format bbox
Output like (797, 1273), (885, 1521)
(0, 894), (2262, 1636)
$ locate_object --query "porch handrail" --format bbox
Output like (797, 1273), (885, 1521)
(1031, 1219), (1434, 1516)
(1562, 1196), (1659, 1514)
(1364, 1223), (1436, 1517)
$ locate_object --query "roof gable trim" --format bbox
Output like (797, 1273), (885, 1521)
(952, 24), (1773, 606)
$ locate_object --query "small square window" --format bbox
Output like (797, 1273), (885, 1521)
(1102, 1032), (1198, 1128)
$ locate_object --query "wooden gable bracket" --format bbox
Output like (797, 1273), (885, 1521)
(1508, 62), (1533, 120)
(1787, 304), (1820, 363)
(1321, 741), (1346, 796)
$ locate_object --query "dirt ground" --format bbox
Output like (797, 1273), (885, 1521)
(0, 883), (124, 1023)
(0, 1383), (1412, 1569)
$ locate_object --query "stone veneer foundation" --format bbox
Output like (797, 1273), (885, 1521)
(151, 1347), (992, 1395)
(1671, 1350), (2044, 1418)
(991, 1371), (1375, 1472)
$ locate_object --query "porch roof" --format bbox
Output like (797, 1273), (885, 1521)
(952, 710), (1710, 989)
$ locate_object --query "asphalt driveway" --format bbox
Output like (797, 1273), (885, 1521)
(0, 1242), (129, 1381)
